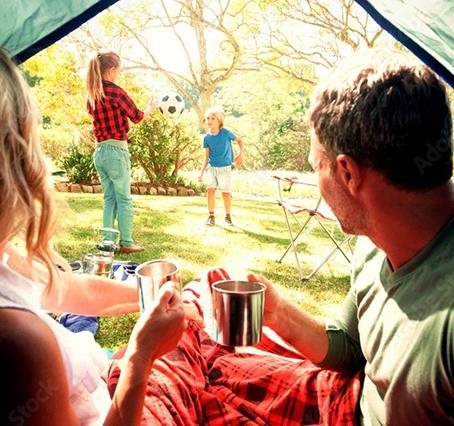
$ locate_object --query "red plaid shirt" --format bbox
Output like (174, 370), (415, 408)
(87, 81), (144, 142)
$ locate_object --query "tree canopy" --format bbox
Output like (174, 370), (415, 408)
(24, 0), (431, 179)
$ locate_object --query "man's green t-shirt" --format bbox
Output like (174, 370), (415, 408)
(319, 216), (454, 425)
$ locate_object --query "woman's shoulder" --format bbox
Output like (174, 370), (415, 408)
(0, 308), (64, 379)
(0, 308), (79, 424)
(0, 308), (55, 350)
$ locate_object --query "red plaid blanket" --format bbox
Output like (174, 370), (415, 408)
(107, 268), (362, 425)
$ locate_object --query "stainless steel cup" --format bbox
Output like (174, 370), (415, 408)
(83, 253), (113, 277)
(83, 254), (95, 274)
(136, 259), (182, 312)
(212, 280), (266, 346)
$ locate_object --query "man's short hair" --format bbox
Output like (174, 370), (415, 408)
(309, 49), (452, 191)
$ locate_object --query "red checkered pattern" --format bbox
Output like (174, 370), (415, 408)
(107, 268), (362, 425)
(87, 81), (144, 142)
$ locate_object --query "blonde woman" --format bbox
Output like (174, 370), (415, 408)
(0, 48), (186, 425)
(86, 52), (155, 254)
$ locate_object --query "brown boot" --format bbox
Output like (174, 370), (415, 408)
(119, 244), (144, 254)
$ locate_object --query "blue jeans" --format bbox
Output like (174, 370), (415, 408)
(94, 144), (134, 247)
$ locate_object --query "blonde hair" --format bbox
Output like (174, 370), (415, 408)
(0, 48), (60, 291)
(86, 51), (121, 107)
(205, 106), (225, 128)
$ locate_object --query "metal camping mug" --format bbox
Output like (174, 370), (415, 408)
(211, 280), (266, 346)
(83, 253), (113, 278)
(136, 259), (182, 312)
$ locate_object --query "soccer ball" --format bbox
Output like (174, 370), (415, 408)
(159, 93), (185, 117)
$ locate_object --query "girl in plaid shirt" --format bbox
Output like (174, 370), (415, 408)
(86, 52), (155, 254)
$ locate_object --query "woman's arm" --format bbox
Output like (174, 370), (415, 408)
(5, 244), (138, 316)
(105, 282), (185, 425)
(1, 283), (186, 426)
(43, 274), (139, 316)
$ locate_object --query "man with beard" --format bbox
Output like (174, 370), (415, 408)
(251, 50), (454, 425)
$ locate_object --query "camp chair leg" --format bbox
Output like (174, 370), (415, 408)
(273, 176), (352, 280)
(278, 212), (313, 263)
(279, 211), (351, 281)
(314, 217), (351, 263)
(302, 244), (342, 280)
(301, 235), (352, 280)
(279, 207), (307, 280)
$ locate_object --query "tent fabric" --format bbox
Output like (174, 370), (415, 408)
(0, 1), (452, 81)
(356, 0), (454, 88)
(0, 0), (119, 63)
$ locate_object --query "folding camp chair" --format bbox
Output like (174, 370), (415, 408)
(273, 175), (353, 280)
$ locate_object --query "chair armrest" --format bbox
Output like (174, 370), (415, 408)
(272, 175), (318, 201)
(271, 175), (318, 187)
(272, 175), (323, 214)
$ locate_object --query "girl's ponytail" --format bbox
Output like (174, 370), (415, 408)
(86, 52), (120, 108)
(86, 54), (104, 108)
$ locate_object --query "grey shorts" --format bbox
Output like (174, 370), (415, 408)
(205, 165), (232, 192)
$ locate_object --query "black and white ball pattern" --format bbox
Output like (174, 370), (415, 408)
(159, 93), (185, 117)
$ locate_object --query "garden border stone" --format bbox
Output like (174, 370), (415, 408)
(54, 182), (201, 196)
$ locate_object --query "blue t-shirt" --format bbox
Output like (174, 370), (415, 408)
(203, 128), (237, 167)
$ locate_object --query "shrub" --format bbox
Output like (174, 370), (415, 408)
(59, 140), (97, 184)
(262, 121), (312, 171)
(40, 127), (73, 162)
(129, 113), (200, 185)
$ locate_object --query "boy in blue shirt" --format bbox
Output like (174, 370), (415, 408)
(198, 106), (244, 226)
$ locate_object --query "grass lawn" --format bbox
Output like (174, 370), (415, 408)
(54, 192), (352, 350)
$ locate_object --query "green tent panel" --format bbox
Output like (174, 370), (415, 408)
(0, 0), (119, 63)
(0, 0), (452, 86)
(356, 0), (454, 87)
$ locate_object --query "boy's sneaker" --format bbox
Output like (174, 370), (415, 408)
(225, 215), (233, 226)
(206, 215), (215, 226)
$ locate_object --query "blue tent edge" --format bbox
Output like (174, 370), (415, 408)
(14, 0), (120, 64)
(355, 0), (454, 88)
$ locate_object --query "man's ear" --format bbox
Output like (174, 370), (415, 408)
(335, 154), (363, 195)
